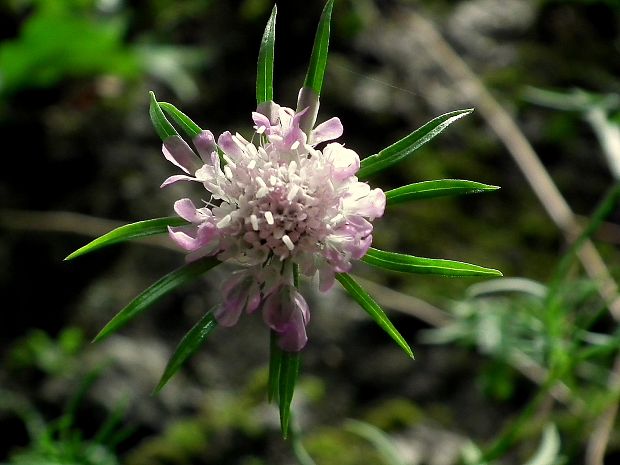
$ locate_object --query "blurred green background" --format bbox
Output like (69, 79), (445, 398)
(1, 0), (620, 464)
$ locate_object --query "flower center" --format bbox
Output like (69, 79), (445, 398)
(216, 148), (341, 261)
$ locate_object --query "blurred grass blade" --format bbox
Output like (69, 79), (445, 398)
(358, 109), (473, 179)
(159, 101), (202, 138)
(345, 419), (407, 465)
(63, 365), (105, 432)
(362, 248), (502, 277)
(336, 273), (414, 359)
(155, 309), (218, 392)
(94, 397), (129, 445)
(65, 217), (188, 260)
(303, 0), (334, 95)
(257, 5), (277, 104)
(268, 330), (283, 403)
(149, 91), (178, 141)
(93, 257), (220, 342)
(386, 179), (499, 205)
(549, 182), (620, 299)
(523, 424), (561, 465)
(279, 350), (300, 438)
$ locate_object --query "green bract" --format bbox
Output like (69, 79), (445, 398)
(93, 257), (220, 343)
(385, 179), (499, 205)
(156, 310), (218, 392)
(363, 248), (503, 278)
(357, 109), (474, 179)
(64, 217), (187, 261)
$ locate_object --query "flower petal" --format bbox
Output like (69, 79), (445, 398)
(214, 302), (244, 327)
(167, 225), (199, 251)
(193, 130), (217, 163)
(278, 310), (308, 352)
(324, 143), (360, 181)
(160, 174), (197, 188)
(163, 135), (200, 174)
(318, 262), (336, 292)
(310, 117), (343, 145)
(173, 198), (202, 223)
(218, 131), (245, 161)
(262, 286), (310, 352)
(343, 183), (386, 219)
(252, 111), (272, 132)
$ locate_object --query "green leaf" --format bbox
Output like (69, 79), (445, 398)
(336, 273), (414, 359)
(64, 217), (188, 261)
(149, 91), (178, 141)
(93, 257), (220, 343)
(357, 109), (474, 179)
(303, 0), (334, 95)
(268, 330), (283, 403)
(362, 248), (502, 278)
(386, 179), (499, 205)
(159, 101), (202, 138)
(256, 5), (277, 105)
(278, 350), (300, 438)
(155, 310), (218, 392)
(268, 330), (301, 438)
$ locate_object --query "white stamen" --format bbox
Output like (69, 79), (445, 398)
(224, 166), (233, 179)
(217, 214), (232, 228)
(250, 214), (259, 231)
(291, 141), (300, 150)
(247, 159), (256, 170)
(256, 177), (267, 188)
(287, 185), (299, 202)
(256, 125), (266, 134)
(256, 187), (269, 198)
(282, 234), (294, 251)
(264, 211), (275, 225)
(222, 155), (236, 169)
(233, 134), (247, 149)
(331, 214), (344, 225)
(246, 144), (258, 156)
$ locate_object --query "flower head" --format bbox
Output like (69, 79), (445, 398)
(161, 100), (385, 351)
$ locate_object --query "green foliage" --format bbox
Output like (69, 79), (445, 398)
(385, 179), (499, 205)
(278, 351), (300, 438)
(303, 0), (335, 95)
(357, 109), (474, 179)
(336, 273), (414, 358)
(267, 331), (301, 438)
(156, 310), (218, 392)
(363, 248), (503, 277)
(345, 419), (407, 465)
(65, 217), (187, 261)
(8, 327), (85, 375)
(362, 399), (425, 431)
(149, 92), (178, 141)
(94, 257), (220, 342)
(5, 367), (128, 465)
(0, 0), (204, 101)
(256, 5), (277, 104)
(303, 427), (383, 465)
(0, 1), (139, 97)
(159, 102), (203, 138)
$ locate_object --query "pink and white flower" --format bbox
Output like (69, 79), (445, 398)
(160, 100), (385, 351)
